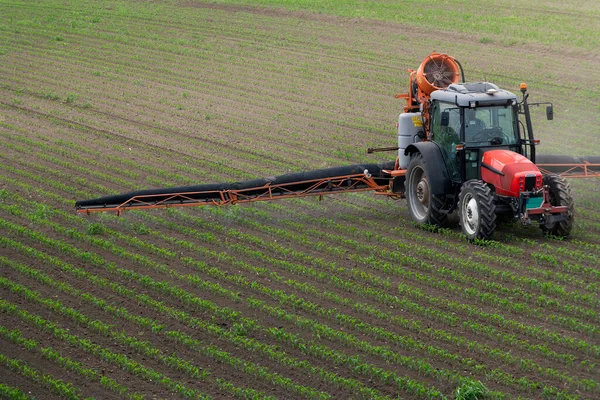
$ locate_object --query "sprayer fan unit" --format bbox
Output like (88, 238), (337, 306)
(423, 58), (457, 88)
(414, 52), (460, 96)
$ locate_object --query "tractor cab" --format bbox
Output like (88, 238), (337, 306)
(429, 82), (523, 183)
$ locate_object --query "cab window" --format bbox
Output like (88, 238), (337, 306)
(463, 105), (519, 146)
(431, 102), (460, 180)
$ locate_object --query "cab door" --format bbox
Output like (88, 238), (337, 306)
(431, 102), (461, 182)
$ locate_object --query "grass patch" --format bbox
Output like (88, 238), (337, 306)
(207, 0), (599, 50)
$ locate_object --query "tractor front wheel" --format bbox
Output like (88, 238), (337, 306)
(458, 180), (497, 241)
(540, 174), (573, 238)
(406, 153), (448, 227)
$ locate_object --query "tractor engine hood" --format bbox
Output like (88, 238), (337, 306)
(481, 150), (542, 197)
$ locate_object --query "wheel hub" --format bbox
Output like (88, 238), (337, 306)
(464, 197), (479, 234)
(416, 179), (430, 207)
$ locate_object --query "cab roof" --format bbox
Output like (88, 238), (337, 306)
(430, 82), (518, 107)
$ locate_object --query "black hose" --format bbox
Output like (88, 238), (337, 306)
(454, 58), (466, 83)
(76, 161), (396, 210)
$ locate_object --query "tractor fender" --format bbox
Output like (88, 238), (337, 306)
(404, 142), (453, 195)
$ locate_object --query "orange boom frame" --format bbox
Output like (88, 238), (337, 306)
(537, 162), (600, 178)
(77, 172), (393, 215)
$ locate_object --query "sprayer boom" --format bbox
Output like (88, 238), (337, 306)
(76, 162), (398, 214)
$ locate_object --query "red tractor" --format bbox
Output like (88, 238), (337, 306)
(392, 52), (572, 240)
(78, 53), (599, 240)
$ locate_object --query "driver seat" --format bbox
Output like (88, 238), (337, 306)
(464, 114), (486, 142)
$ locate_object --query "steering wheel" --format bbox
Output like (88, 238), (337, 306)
(472, 127), (509, 144)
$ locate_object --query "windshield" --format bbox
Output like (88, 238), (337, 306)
(463, 105), (518, 146)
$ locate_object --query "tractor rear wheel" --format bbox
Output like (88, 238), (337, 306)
(406, 153), (448, 227)
(540, 174), (573, 237)
(458, 180), (497, 241)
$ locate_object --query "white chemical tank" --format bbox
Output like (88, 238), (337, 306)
(397, 112), (424, 169)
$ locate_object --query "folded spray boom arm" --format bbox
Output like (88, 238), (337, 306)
(76, 161), (397, 215)
(535, 155), (600, 178)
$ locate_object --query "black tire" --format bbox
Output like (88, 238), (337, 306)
(458, 180), (497, 241)
(540, 174), (574, 238)
(406, 153), (448, 227)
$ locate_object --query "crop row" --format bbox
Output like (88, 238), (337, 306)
(4, 72), (375, 170)
(2, 170), (596, 374)
(5, 116), (597, 268)
(0, 137), (528, 290)
(1, 15), (397, 130)
(0, 110), (269, 188)
(0, 234), (446, 399)
(13, 193), (595, 375)
(3, 1), (599, 171)
(1, 204), (594, 397)
(194, 201), (600, 301)
(0, 233), (584, 400)
(0, 125), (344, 220)
(0, 268), (323, 400)
(1, 148), (596, 396)
(0, 383), (30, 400)
(0, 324), (144, 400)
(96, 208), (596, 398)
(0, 49), (380, 169)
(3, 17), (394, 103)
(0, 122), (139, 179)
(0, 215), (451, 398)
(2, 6), (599, 400)
(1, 275), (313, 400)
(210, 207), (600, 323)
(153, 205), (600, 347)
(0, 351), (89, 400)
(5, 1), (399, 74)
(364, 221), (599, 289)
(2, 116), (596, 378)
(266, 211), (600, 304)
(1, 253), (397, 399)
(0, 295), (214, 400)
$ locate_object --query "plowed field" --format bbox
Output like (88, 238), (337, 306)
(1, 1), (599, 399)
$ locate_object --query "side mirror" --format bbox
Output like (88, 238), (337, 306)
(441, 111), (450, 126)
(546, 104), (553, 120)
